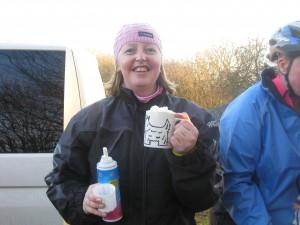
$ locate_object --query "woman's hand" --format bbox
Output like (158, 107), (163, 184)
(83, 184), (107, 217)
(170, 112), (199, 155)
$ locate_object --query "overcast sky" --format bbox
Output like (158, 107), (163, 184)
(1, 0), (299, 59)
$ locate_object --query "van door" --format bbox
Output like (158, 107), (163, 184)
(0, 48), (105, 225)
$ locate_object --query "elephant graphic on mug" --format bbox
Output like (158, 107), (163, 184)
(144, 115), (171, 147)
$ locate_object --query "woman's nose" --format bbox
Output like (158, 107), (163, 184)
(135, 51), (146, 61)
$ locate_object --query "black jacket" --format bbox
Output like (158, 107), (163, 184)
(45, 88), (220, 225)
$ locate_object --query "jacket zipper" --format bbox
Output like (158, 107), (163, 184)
(142, 145), (147, 225)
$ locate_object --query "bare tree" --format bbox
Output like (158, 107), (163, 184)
(96, 53), (115, 82)
(192, 39), (266, 106)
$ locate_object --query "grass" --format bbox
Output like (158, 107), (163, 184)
(195, 211), (209, 225)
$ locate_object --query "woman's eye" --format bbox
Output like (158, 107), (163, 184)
(145, 48), (156, 54)
(124, 48), (135, 54)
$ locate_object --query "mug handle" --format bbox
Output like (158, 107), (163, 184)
(174, 112), (191, 124)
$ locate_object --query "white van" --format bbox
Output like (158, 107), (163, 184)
(0, 44), (106, 225)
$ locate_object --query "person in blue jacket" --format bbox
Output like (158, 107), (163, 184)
(219, 21), (300, 225)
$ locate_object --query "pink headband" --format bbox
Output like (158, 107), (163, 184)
(113, 23), (162, 61)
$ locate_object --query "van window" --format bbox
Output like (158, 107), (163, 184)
(0, 50), (65, 153)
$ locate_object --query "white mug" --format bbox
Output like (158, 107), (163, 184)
(144, 106), (178, 149)
(93, 183), (117, 213)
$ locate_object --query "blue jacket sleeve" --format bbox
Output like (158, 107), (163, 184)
(219, 101), (272, 225)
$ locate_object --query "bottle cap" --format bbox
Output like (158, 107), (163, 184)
(98, 147), (117, 169)
(101, 147), (112, 162)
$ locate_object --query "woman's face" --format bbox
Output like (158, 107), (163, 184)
(288, 56), (300, 96)
(117, 42), (162, 96)
(278, 55), (300, 96)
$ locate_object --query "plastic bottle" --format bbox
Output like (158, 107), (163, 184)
(97, 147), (122, 222)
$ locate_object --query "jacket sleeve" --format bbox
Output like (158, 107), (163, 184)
(44, 114), (100, 225)
(164, 108), (222, 212)
(219, 103), (272, 225)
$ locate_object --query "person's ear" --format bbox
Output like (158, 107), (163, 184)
(277, 56), (289, 74)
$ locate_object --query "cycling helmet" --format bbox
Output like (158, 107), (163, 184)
(268, 21), (300, 62)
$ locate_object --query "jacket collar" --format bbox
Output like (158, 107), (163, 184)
(261, 67), (296, 110)
(118, 87), (168, 111)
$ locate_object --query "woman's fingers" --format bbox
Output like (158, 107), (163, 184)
(171, 113), (199, 153)
(83, 184), (107, 217)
